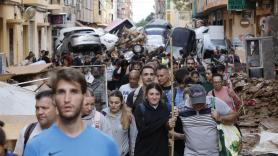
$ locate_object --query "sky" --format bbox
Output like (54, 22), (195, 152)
(132, 0), (155, 23)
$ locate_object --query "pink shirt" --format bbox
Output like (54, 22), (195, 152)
(208, 86), (240, 112)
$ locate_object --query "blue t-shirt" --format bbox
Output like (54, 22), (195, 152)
(24, 124), (119, 156)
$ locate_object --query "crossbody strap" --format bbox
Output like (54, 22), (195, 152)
(23, 122), (37, 150)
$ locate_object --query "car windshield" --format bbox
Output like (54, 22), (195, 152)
(146, 35), (164, 45)
(211, 39), (226, 49)
(75, 31), (95, 34)
(64, 29), (94, 36)
(145, 28), (166, 36)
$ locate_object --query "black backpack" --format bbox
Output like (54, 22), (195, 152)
(23, 122), (37, 150)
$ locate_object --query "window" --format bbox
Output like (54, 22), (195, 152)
(167, 0), (170, 9)
(99, 1), (102, 15)
(64, 0), (71, 5)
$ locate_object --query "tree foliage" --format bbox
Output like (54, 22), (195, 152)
(136, 12), (155, 27)
(173, 0), (191, 12)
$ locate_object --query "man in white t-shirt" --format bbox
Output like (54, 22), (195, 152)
(14, 90), (57, 156)
(119, 70), (140, 102)
(178, 84), (237, 156)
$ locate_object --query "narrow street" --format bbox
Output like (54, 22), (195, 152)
(0, 0), (278, 156)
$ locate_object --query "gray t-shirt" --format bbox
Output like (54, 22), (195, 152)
(179, 96), (231, 156)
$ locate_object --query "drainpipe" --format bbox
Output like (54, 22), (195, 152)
(275, 0), (278, 15)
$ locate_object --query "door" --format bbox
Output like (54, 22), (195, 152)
(9, 28), (14, 65)
(23, 25), (29, 57)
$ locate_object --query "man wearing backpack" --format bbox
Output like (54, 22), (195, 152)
(156, 65), (173, 111)
(14, 90), (57, 156)
(126, 65), (156, 112)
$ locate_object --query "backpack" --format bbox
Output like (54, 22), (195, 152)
(23, 122), (37, 150)
(132, 86), (142, 104)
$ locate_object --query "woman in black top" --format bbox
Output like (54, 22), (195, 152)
(134, 83), (176, 156)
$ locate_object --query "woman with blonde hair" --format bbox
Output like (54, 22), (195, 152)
(102, 90), (137, 156)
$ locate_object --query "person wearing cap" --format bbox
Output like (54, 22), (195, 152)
(14, 90), (57, 156)
(178, 84), (237, 156)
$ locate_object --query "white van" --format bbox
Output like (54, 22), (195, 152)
(55, 27), (95, 49)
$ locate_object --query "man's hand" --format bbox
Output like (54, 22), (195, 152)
(211, 109), (221, 122)
(171, 108), (179, 118)
(168, 117), (177, 129)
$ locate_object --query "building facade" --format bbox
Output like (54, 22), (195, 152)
(167, 0), (192, 27)
(154, 0), (166, 19)
(0, 0), (97, 66)
(192, 0), (275, 46)
(92, 0), (114, 27)
(117, 0), (132, 19)
(154, 0), (192, 27)
(0, 0), (53, 66)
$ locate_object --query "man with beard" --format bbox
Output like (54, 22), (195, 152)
(24, 68), (119, 156)
(185, 57), (196, 74)
(185, 57), (205, 83)
(156, 65), (172, 111)
(126, 65), (156, 112)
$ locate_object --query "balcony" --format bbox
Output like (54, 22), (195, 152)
(47, 4), (62, 10)
(8, 0), (22, 3)
(204, 0), (228, 10)
(195, 0), (227, 14)
(23, 0), (48, 7)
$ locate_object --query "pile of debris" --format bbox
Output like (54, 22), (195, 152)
(232, 73), (278, 155)
(115, 27), (146, 49)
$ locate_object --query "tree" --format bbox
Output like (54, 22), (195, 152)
(136, 12), (155, 27)
(173, 0), (191, 12)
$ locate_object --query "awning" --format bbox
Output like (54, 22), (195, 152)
(0, 81), (36, 115)
(75, 21), (86, 27)
(6, 63), (52, 76)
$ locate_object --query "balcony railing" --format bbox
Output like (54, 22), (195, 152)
(23, 0), (48, 7)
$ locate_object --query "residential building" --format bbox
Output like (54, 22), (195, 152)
(93, 0), (114, 27)
(191, 0), (275, 45)
(154, 0), (192, 27)
(112, 0), (118, 20)
(117, 0), (132, 19)
(154, 0), (166, 19)
(0, 0), (96, 66)
(0, 0), (53, 66)
(166, 0), (192, 27)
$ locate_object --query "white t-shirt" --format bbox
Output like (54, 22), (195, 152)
(107, 64), (115, 81)
(119, 84), (137, 103)
(14, 123), (42, 156)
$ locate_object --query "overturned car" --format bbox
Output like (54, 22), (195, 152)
(56, 30), (102, 54)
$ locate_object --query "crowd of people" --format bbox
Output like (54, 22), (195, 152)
(0, 44), (243, 156)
